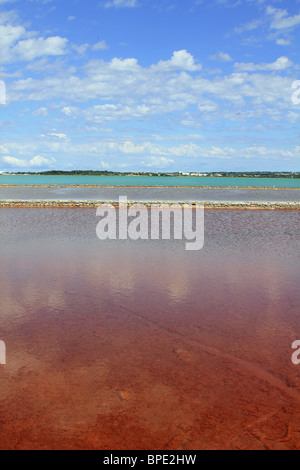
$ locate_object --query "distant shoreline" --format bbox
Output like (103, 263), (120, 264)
(1, 172), (300, 179)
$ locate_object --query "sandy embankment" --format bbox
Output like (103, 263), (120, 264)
(1, 200), (300, 209)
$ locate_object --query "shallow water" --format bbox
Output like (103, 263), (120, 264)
(0, 209), (299, 449)
(1, 174), (300, 188)
(1, 186), (300, 202)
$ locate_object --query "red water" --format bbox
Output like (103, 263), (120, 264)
(0, 209), (299, 450)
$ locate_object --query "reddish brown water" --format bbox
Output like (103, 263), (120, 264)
(0, 209), (299, 450)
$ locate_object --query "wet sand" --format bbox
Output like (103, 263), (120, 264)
(0, 209), (299, 450)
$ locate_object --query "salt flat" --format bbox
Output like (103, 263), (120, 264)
(1, 186), (300, 203)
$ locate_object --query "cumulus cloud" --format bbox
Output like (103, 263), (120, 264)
(154, 50), (202, 72)
(2, 137), (300, 171)
(5, 47), (296, 137)
(234, 56), (293, 72)
(8, 51), (202, 107)
(2, 156), (27, 167)
(2, 155), (55, 168)
(0, 22), (68, 64)
(29, 155), (55, 167)
(13, 37), (68, 61)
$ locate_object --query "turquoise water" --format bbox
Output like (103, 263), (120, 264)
(1, 174), (300, 188)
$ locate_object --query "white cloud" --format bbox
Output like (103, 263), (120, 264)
(29, 155), (55, 167)
(276, 38), (291, 46)
(2, 155), (55, 168)
(0, 9), (69, 66)
(233, 6), (300, 45)
(2, 137), (300, 171)
(234, 56), (293, 72)
(0, 22), (68, 64)
(7, 49), (296, 132)
(210, 51), (233, 62)
(154, 50), (202, 72)
(2, 156), (27, 167)
(142, 156), (174, 168)
(72, 43), (89, 55)
(92, 41), (110, 51)
(266, 6), (300, 31)
(14, 37), (68, 61)
(9, 51), (202, 107)
(103, 0), (137, 8)
(33, 107), (48, 117)
(41, 132), (69, 141)
(62, 106), (76, 116)
(0, 24), (26, 48)
(234, 18), (263, 34)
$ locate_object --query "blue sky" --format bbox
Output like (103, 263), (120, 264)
(0, 0), (300, 172)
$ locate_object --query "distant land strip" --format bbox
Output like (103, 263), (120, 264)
(2, 171), (300, 178)
(1, 200), (300, 210)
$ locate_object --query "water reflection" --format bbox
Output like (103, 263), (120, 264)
(0, 209), (299, 449)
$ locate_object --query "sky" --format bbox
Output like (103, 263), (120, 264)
(0, 0), (300, 172)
